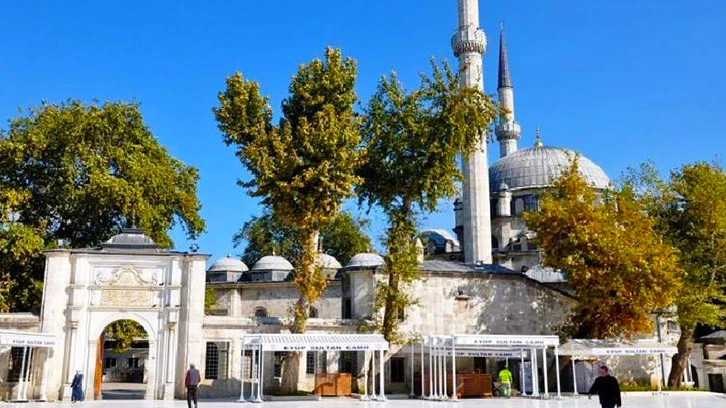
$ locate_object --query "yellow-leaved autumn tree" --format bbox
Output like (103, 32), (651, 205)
(524, 160), (682, 339)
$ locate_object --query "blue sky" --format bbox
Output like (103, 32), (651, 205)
(1, 1), (725, 264)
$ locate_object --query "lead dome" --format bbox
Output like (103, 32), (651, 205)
(208, 255), (248, 273)
(251, 255), (294, 271)
(346, 252), (385, 268)
(315, 253), (342, 270)
(489, 145), (610, 192)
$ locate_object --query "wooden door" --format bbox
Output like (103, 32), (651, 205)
(93, 333), (104, 399)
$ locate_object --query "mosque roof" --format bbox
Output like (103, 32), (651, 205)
(422, 229), (460, 246)
(251, 255), (294, 271)
(208, 255), (248, 273)
(489, 143), (610, 192)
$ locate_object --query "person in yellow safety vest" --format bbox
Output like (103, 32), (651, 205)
(498, 365), (513, 398)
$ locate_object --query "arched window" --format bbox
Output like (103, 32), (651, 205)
(514, 198), (525, 216)
(254, 307), (268, 318)
(309, 306), (318, 318)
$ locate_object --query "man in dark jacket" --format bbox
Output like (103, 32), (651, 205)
(185, 363), (201, 408)
(588, 366), (622, 408)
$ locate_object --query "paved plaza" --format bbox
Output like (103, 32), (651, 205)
(1, 394), (724, 408)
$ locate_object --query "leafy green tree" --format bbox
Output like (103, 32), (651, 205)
(524, 161), (681, 339)
(105, 320), (148, 353)
(214, 48), (361, 392)
(0, 101), (206, 312)
(234, 210), (370, 267)
(357, 64), (499, 342)
(626, 162), (726, 387)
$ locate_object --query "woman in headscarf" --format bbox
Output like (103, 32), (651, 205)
(71, 370), (84, 402)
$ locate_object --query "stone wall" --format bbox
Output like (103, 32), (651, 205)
(208, 281), (343, 320)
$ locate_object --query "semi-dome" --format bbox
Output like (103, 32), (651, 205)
(315, 253), (342, 270)
(489, 145), (610, 192)
(346, 252), (385, 268)
(208, 255), (248, 273)
(251, 255), (294, 271)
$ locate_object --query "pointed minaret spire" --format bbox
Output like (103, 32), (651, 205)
(498, 22), (512, 89)
(495, 23), (522, 159)
(452, 0), (492, 264)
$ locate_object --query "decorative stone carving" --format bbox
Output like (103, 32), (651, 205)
(101, 290), (151, 307)
(451, 25), (486, 57)
(95, 266), (161, 286)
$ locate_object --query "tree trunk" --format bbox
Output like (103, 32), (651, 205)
(667, 325), (693, 389)
(279, 230), (320, 395)
(381, 273), (400, 342)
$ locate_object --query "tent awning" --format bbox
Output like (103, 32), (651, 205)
(558, 339), (678, 356)
(0, 330), (58, 348)
(242, 334), (389, 352)
(453, 334), (560, 348)
(423, 334), (559, 348)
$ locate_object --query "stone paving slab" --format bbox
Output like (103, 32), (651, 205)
(1, 394), (724, 408)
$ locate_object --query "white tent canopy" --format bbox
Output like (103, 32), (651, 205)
(558, 339), (677, 357)
(0, 330), (58, 402)
(238, 333), (389, 403)
(557, 339), (677, 394)
(418, 334), (562, 401)
(243, 333), (388, 352)
(0, 330), (57, 348)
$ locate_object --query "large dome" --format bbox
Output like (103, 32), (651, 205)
(489, 145), (610, 192)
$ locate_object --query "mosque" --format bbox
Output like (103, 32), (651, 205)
(1, 0), (700, 403)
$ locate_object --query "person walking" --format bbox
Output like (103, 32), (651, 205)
(498, 365), (513, 398)
(71, 370), (84, 403)
(588, 366), (622, 408)
(185, 363), (201, 408)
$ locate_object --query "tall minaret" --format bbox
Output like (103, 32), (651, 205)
(452, 0), (492, 264)
(495, 24), (521, 158)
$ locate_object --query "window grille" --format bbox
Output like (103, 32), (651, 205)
(104, 357), (117, 369)
(205, 342), (219, 379)
(338, 351), (357, 374)
(7, 347), (30, 382)
(306, 351), (327, 375)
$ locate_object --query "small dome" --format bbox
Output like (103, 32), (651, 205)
(315, 253), (342, 270)
(102, 228), (157, 249)
(346, 252), (385, 268)
(251, 255), (294, 271)
(489, 145), (610, 192)
(209, 256), (248, 273)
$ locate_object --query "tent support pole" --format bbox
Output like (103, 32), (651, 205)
(572, 358), (578, 395)
(555, 346), (561, 399)
(420, 342), (424, 398)
(451, 341), (457, 401)
(410, 342), (414, 397)
(378, 349), (386, 401)
(242, 337), (246, 402)
(542, 348), (549, 398)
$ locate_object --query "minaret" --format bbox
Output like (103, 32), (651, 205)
(452, 0), (492, 264)
(495, 24), (521, 158)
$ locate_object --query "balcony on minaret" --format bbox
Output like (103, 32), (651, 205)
(451, 26), (487, 57)
(496, 122), (521, 140)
